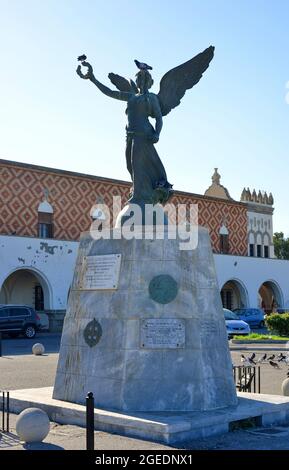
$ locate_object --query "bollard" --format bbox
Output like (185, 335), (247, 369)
(6, 391), (9, 433)
(1, 391), (9, 432)
(2, 391), (4, 431)
(86, 391), (94, 450)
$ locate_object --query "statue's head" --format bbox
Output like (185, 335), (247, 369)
(135, 70), (153, 92)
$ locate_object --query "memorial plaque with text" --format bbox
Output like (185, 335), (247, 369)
(140, 319), (185, 349)
(82, 254), (121, 290)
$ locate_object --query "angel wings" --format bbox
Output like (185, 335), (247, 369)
(108, 46), (214, 117)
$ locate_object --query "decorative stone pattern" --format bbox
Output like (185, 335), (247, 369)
(172, 193), (248, 256)
(83, 319), (102, 347)
(53, 227), (237, 412)
(0, 160), (247, 255)
(0, 160), (129, 241)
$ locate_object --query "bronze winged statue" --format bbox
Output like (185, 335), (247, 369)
(77, 47), (214, 208)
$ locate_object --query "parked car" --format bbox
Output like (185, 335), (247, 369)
(223, 308), (251, 339)
(276, 308), (289, 314)
(233, 308), (265, 328)
(0, 305), (42, 338)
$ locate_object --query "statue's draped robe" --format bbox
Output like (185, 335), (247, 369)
(125, 94), (170, 204)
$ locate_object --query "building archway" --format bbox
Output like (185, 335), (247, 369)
(0, 268), (52, 311)
(259, 280), (283, 314)
(220, 279), (249, 311)
(0, 284), (8, 304)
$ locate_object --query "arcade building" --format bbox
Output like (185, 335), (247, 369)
(0, 159), (287, 331)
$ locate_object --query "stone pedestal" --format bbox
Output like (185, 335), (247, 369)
(53, 227), (237, 412)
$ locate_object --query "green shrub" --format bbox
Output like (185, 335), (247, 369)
(265, 313), (289, 336)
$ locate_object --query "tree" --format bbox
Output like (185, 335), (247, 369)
(273, 232), (289, 260)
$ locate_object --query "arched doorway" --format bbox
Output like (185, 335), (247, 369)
(259, 280), (283, 314)
(0, 268), (51, 311)
(221, 279), (249, 311)
(0, 284), (8, 303)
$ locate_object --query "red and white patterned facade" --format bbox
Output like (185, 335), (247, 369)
(0, 159), (247, 255)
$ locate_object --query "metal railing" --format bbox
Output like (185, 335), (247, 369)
(233, 366), (261, 393)
(1, 391), (10, 433)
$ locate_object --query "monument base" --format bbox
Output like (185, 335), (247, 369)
(8, 387), (289, 445)
(53, 226), (237, 412)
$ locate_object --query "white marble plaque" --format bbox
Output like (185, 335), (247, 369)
(82, 254), (121, 290)
(140, 319), (185, 349)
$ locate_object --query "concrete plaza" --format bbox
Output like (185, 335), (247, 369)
(1, 334), (289, 450)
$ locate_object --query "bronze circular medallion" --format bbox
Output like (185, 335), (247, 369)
(148, 274), (178, 304)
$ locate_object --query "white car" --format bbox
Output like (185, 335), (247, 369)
(223, 308), (251, 339)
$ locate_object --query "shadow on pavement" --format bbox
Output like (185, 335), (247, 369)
(0, 432), (20, 448)
(23, 442), (64, 450)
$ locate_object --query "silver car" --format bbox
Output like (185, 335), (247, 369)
(223, 308), (250, 339)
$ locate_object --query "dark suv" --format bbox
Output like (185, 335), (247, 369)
(0, 305), (42, 338)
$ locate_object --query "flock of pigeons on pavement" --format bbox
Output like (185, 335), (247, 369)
(239, 352), (289, 377)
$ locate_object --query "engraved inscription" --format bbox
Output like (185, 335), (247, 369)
(140, 319), (185, 349)
(82, 254), (121, 290)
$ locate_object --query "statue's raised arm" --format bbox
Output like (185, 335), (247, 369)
(76, 61), (133, 102)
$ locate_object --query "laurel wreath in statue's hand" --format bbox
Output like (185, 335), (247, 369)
(76, 61), (94, 80)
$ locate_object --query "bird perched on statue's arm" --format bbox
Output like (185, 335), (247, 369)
(77, 54), (87, 62)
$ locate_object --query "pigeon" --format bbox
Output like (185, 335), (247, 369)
(248, 353), (256, 361)
(240, 354), (247, 363)
(240, 355), (251, 366)
(269, 360), (280, 369)
(77, 54), (87, 62)
(248, 357), (256, 365)
(267, 354), (275, 361)
(257, 353), (267, 363)
(277, 353), (287, 362)
(134, 59), (153, 71)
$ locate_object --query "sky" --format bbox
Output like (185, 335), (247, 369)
(1, 0), (289, 233)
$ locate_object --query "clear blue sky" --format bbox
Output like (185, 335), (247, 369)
(1, 0), (289, 233)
